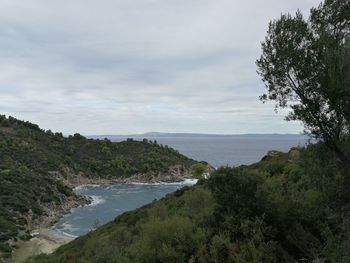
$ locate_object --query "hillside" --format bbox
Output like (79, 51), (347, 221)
(28, 142), (350, 262)
(0, 115), (199, 260)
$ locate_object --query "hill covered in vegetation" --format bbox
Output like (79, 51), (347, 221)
(0, 115), (198, 260)
(28, 142), (349, 263)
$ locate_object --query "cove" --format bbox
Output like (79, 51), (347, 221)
(53, 181), (197, 237)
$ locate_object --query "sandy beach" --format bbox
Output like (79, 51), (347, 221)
(10, 228), (75, 263)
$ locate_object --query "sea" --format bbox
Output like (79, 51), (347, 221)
(53, 134), (309, 237)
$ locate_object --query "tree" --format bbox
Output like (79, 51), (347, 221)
(190, 163), (208, 179)
(256, 0), (350, 164)
(91, 218), (100, 230)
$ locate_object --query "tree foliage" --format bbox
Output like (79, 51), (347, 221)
(190, 163), (208, 179)
(256, 0), (350, 163)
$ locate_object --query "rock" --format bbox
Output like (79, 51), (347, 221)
(261, 150), (283, 161)
(288, 148), (301, 162)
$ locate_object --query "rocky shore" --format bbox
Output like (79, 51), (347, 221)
(9, 165), (204, 262)
(9, 187), (90, 262)
(61, 164), (198, 187)
(32, 195), (90, 229)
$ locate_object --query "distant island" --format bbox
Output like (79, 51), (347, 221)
(88, 132), (308, 139)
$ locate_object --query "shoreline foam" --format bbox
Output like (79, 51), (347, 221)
(130, 178), (198, 185)
(11, 178), (198, 262)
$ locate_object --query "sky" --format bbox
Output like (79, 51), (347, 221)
(0, 0), (320, 135)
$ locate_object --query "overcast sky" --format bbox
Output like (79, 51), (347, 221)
(0, 0), (320, 135)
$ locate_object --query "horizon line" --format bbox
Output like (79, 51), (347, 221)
(85, 132), (306, 137)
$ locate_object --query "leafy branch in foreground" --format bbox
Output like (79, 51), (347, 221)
(256, 0), (350, 164)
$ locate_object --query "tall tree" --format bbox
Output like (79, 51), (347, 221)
(256, 0), (350, 164)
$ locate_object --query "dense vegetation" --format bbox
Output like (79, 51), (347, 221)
(0, 115), (197, 259)
(0, 115), (195, 179)
(28, 143), (350, 262)
(0, 168), (75, 259)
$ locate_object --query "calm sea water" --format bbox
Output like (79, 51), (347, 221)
(54, 134), (309, 237)
(107, 134), (309, 167)
(53, 182), (195, 237)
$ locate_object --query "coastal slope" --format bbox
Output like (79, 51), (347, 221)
(0, 115), (200, 260)
(28, 142), (350, 262)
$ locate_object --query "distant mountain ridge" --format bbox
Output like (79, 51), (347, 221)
(88, 132), (308, 139)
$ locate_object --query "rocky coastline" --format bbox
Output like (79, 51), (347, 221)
(9, 193), (89, 263)
(10, 165), (201, 262)
(36, 165), (196, 231)
(61, 164), (198, 187)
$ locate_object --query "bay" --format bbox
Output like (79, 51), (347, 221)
(54, 134), (309, 237)
(53, 182), (195, 237)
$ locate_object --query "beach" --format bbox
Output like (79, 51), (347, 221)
(10, 228), (74, 263)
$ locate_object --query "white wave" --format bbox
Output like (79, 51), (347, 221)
(52, 227), (78, 239)
(130, 182), (161, 185)
(89, 195), (106, 206)
(51, 222), (79, 239)
(58, 222), (74, 231)
(182, 178), (199, 185)
(130, 179), (198, 186)
(74, 184), (101, 191)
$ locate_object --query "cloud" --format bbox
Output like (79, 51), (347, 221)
(0, 0), (320, 134)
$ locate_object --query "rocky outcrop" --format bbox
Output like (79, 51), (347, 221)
(120, 165), (193, 183)
(32, 195), (90, 228)
(49, 164), (196, 187)
(288, 147), (301, 162)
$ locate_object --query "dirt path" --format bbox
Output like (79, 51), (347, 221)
(10, 228), (74, 263)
